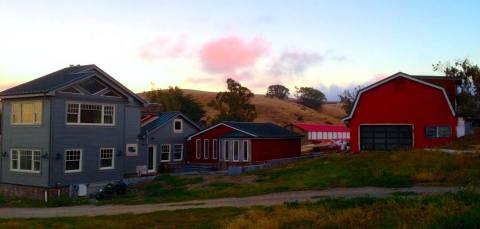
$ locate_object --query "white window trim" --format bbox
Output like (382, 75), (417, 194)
(160, 144), (171, 162)
(11, 101), (42, 125)
(233, 140), (240, 162)
(65, 102), (116, 126)
(223, 140), (230, 161)
(10, 149), (41, 173)
(64, 149), (82, 173)
(126, 143), (138, 156)
(173, 144), (183, 161)
(212, 139), (218, 159)
(204, 139), (209, 159)
(195, 139), (201, 159)
(242, 140), (249, 162)
(173, 119), (183, 133)
(99, 148), (115, 170)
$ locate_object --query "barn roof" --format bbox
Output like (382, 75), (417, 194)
(342, 72), (456, 121)
(140, 111), (202, 137)
(292, 123), (349, 132)
(187, 121), (302, 140)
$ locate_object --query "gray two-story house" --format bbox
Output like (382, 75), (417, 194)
(0, 65), (147, 198)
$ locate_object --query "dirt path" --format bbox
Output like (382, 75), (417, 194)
(0, 186), (461, 219)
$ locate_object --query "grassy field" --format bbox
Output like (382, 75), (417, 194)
(1, 191), (480, 229)
(102, 150), (480, 205)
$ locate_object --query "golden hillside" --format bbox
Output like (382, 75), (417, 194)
(181, 89), (345, 125)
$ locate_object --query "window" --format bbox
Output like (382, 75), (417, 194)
(426, 126), (452, 138)
(66, 102), (115, 125)
(99, 148), (114, 169)
(126, 144), (138, 156)
(173, 144), (183, 161)
(233, 140), (239, 161)
(174, 119), (183, 133)
(224, 140), (230, 161)
(160, 144), (171, 162)
(10, 149), (41, 173)
(203, 139), (209, 159)
(11, 101), (42, 125)
(195, 139), (201, 159)
(242, 140), (249, 162)
(65, 149), (82, 173)
(79, 78), (107, 94)
(212, 139), (218, 159)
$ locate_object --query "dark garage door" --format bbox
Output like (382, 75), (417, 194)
(360, 125), (413, 151)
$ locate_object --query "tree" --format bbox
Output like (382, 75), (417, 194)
(338, 86), (360, 114)
(208, 78), (257, 123)
(433, 58), (480, 116)
(266, 84), (290, 99)
(145, 86), (205, 123)
(294, 87), (326, 109)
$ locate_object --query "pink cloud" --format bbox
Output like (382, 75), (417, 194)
(199, 35), (269, 74)
(140, 36), (188, 61)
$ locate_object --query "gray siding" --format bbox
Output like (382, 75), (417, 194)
(0, 98), (51, 187)
(49, 93), (142, 186)
(124, 105), (144, 175)
(141, 116), (199, 169)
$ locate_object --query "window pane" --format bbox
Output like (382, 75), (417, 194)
(34, 101), (42, 123)
(196, 140), (201, 158)
(174, 145), (182, 160)
(233, 141), (239, 161)
(11, 150), (18, 169)
(174, 120), (182, 130)
(33, 151), (41, 171)
(438, 127), (451, 138)
(204, 140), (209, 159)
(161, 145), (170, 161)
(21, 103), (34, 123)
(12, 104), (21, 123)
(243, 141), (248, 161)
(20, 150), (32, 170)
(80, 104), (102, 123)
(425, 127), (437, 138)
(79, 78), (106, 94)
(103, 105), (114, 124)
(100, 149), (114, 168)
(65, 150), (81, 171)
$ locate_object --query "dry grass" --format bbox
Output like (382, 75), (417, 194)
(183, 89), (345, 125)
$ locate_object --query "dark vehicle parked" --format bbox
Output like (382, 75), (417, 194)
(95, 181), (128, 200)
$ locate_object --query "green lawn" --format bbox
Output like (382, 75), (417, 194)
(103, 150), (480, 205)
(1, 191), (480, 229)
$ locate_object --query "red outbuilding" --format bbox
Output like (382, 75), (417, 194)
(285, 123), (350, 144)
(343, 72), (461, 152)
(187, 121), (302, 166)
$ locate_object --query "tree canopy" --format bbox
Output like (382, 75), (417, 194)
(208, 78), (257, 123)
(294, 87), (326, 109)
(338, 86), (360, 114)
(145, 86), (205, 123)
(433, 58), (480, 116)
(266, 84), (290, 100)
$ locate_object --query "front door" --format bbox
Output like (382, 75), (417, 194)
(148, 145), (157, 173)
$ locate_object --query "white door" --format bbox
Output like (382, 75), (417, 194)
(148, 145), (157, 173)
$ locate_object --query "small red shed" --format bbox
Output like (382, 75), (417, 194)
(187, 121), (302, 166)
(343, 72), (461, 152)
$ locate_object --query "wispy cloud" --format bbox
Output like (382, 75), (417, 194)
(139, 35), (189, 61)
(269, 51), (325, 76)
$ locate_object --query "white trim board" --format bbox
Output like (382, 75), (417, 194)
(342, 72), (456, 121)
(187, 123), (257, 141)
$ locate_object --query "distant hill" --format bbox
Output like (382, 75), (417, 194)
(140, 89), (346, 126)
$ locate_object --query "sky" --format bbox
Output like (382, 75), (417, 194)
(0, 0), (479, 100)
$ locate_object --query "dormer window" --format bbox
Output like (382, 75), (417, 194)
(174, 119), (183, 133)
(78, 78), (106, 94)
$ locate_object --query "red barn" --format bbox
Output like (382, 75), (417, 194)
(343, 72), (461, 152)
(187, 121), (302, 166)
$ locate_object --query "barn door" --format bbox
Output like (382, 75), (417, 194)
(360, 125), (413, 151)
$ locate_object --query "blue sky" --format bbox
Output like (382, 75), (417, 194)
(0, 0), (479, 99)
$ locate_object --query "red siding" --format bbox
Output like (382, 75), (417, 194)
(349, 77), (457, 152)
(251, 139), (301, 161)
(188, 125), (234, 163)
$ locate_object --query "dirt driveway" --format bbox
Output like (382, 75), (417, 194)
(0, 186), (461, 219)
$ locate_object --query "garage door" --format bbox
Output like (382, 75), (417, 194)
(360, 125), (413, 151)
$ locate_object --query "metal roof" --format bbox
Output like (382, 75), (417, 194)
(140, 112), (202, 137)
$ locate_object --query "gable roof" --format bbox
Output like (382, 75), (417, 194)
(0, 65), (147, 105)
(292, 123), (349, 132)
(140, 111), (202, 137)
(187, 121), (302, 140)
(342, 72), (456, 121)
